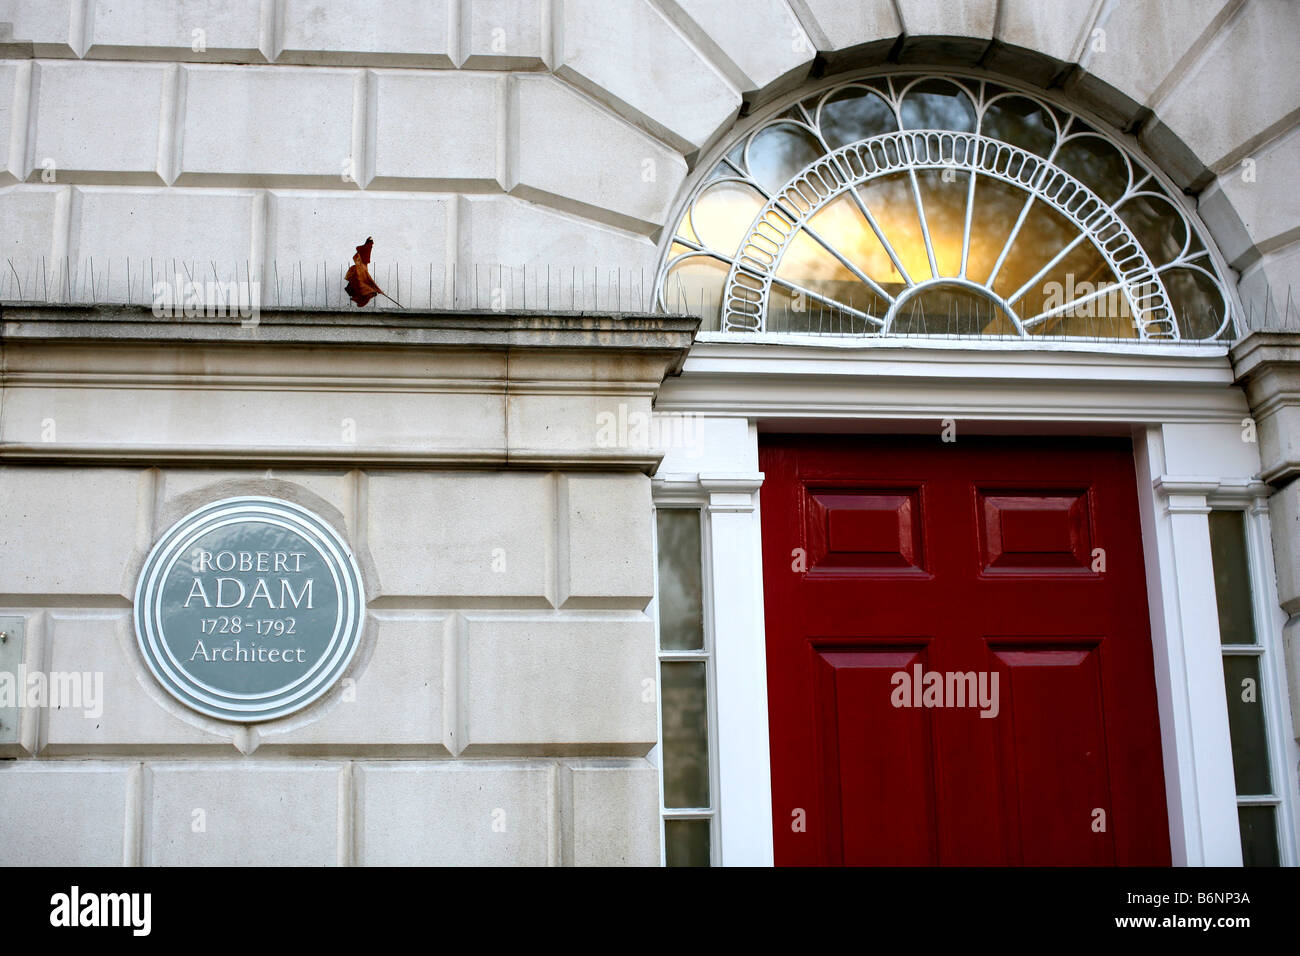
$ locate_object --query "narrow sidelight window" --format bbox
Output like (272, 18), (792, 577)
(1210, 509), (1281, 865)
(653, 507), (716, 865)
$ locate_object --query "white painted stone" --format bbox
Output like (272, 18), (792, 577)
(0, 467), (149, 598)
(369, 72), (502, 190)
(665, 0), (814, 100)
(364, 472), (554, 602)
(278, 0), (454, 67)
(67, 186), (255, 301)
(29, 61), (169, 184)
(785, 0), (900, 53)
(461, 614), (657, 749)
(0, 0), (84, 56)
(511, 75), (686, 233)
(554, 0), (740, 154)
(996, 0), (1099, 64)
(0, 367), (507, 460)
(356, 762), (553, 865)
(146, 762), (342, 865)
(155, 469), (357, 539)
(0, 185), (64, 270)
(1154, 0), (1300, 173)
(1238, 241), (1300, 326)
(458, 196), (657, 298)
(461, 0), (549, 70)
(1078, 0), (1230, 119)
(86, 0), (267, 61)
(1198, 126), (1300, 270)
(559, 474), (653, 608)
(897, 0), (996, 39)
(507, 390), (657, 465)
(0, 62), (28, 182)
(0, 762), (130, 865)
(1162, 424), (1260, 481)
(45, 611), (238, 749)
(177, 65), (359, 186)
(265, 190), (451, 302)
(257, 613), (449, 748)
(1270, 480), (1300, 613)
(569, 761), (659, 865)
(655, 415), (756, 475)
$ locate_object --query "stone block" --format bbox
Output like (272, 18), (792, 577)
(368, 71), (502, 190)
(86, 0), (268, 61)
(364, 471), (554, 603)
(511, 75), (686, 233)
(257, 612), (449, 749)
(146, 762), (342, 865)
(461, 0), (549, 70)
(68, 186), (256, 301)
(265, 190), (451, 304)
(461, 614), (657, 750)
(0, 0), (84, 57)
(356, 761), (554, 865)
(44, 611), (237, 750)
(29, 61), (170, 184)
(1152, 0), (1300, 175)
(559, 473), (653, 608)
(177, 65), (359, 186)
(665, 0), (814, 101)
(278, 0), (454, 67)
(0, 467), (149, 599)
(0, 762), (131, 865)
(569, 761), (659, 865)
(554, 0), (740, 155)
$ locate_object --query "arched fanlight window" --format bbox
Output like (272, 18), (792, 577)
(658, 74), (1235, 342)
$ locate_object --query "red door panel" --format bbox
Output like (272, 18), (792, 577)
(760, 436), (1171, 866)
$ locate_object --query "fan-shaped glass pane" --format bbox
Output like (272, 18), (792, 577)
(980, 95), (1057, 157)
(665, 255), (727, 329)
(857, 172), (930, 283)
(899, 79), (976, 132)
(915, 168), (970, 277)
(891, 285), (1017, 336)
(746, 122), (825, 195)
(1118, 194), (1188, 266)
(818, 85), (898, 149)
(1053, 135), (1130, 204)
(690, 181), (765, 255)
(1163, 266), (1228, 340)
(659, 74), (1235, 342)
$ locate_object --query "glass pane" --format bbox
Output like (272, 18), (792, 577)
(663, 256), (726, 330)
(660, 661), (710, 808)
(1117, 194), (1187, 266)
(746, 122), (825, 195)
(1222, 655), (1272, 795)
(1238, 806), (1280, 866)
(664, 819), (710, 866)
(655, 510), (703, 651)
(898, 78), (976, 132)
(1053, 134), (1130, 204)
(817, 85), (898, 149)
(1209, 510), (1256, 645)
(979, 94), (1058, 157)
(1164, 266), (1229, 341)
(690, 180), (765, 254)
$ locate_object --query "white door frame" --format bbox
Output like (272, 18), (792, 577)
(652, 337), (1300, 866)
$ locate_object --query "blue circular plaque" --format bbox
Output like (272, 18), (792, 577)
(134, 496), (365, 722)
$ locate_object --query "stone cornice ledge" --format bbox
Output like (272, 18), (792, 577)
(0, 304), (700, 373)
(1231, 331), (1300, 486)
(0, 305), (702, 472)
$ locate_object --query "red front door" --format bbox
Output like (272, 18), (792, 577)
(760, 435), (1171, 865)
